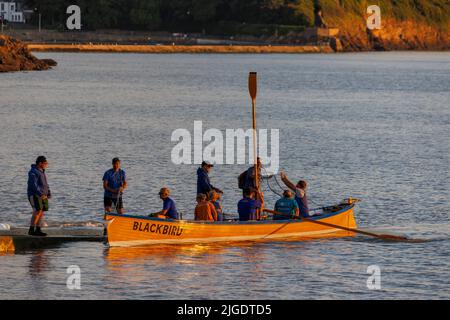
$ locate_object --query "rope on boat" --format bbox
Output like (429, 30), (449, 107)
(262, 166), (323, 210)
(262, 167), (283, 197)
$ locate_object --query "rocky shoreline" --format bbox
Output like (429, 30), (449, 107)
(0, 36), (56, 73)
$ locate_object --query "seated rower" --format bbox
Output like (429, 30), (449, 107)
(280, 171), (309, 217)
(273, 190), (299, 220)
(238, 188), (262, 221)
(195, 193), (218, 221)
(209, 191), (223, 221)
(149, 188), (180, 219)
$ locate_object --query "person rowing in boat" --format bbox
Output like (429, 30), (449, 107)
(149, 187), (180, 220)
(103, 157), (127, 215)
(194, 193), (218, 221)
(27, 156), (51, 236)
(273, 190), (300, 220)
(280, 171), (309, 217)
(197, 161), (223, 199)
(237, 188), (263, 221)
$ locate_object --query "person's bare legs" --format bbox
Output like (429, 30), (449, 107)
(29, 210), (44, 235)
(30, 210), (44, 227)
(103, 206), (111, 220)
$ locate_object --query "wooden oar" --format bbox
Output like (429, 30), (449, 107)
(248, 72), (258, 190)
(263, 209), (423, 242)
(249, 72), (263, 220)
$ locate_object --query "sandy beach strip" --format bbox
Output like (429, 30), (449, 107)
(27, 43), (335, 54)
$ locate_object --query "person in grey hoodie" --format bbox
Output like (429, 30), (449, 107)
(27, 156), (51, 236)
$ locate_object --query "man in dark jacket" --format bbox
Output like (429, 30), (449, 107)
(27, 156), (51, 236)
(196, 161), (223, 198)
(243, 157), (262, 191)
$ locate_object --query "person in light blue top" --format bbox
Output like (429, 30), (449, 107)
(273, 190), (299, 220)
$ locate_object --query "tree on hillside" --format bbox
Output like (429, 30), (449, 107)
(191, 0), (220, 32)
(129, 0), (161, 30)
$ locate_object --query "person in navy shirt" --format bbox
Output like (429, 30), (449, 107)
(103, 157), (128, 215)
(197, 161), (223, 198)
(243, 157), (263, 191)
(27, 156), (51, 236)
(238, 188), (262, 221)
(150, 187), (180, 219)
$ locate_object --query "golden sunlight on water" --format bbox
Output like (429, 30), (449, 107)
(0, 52), (449, 299)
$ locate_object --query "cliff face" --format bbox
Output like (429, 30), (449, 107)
(335, 17), (450, 51)
(319, 1), (450, 51)
(368, 19), (450, 51)
(0, 36), (55, 72)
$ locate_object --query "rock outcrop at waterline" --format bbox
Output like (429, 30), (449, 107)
(337, 19), (450, 52)
(0, 36), (56, 72)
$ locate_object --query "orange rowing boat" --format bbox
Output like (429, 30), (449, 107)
(105, 201), (358, 247)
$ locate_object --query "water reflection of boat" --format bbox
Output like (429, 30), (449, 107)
(106, 243), (227, 265)
(105, 201), (357, 248)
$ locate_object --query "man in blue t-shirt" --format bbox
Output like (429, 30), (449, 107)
(273, 190), (299, 220)
(103, 158), (128, 214)
(150, 187), (180, 220)
(238, 188), (262, 221)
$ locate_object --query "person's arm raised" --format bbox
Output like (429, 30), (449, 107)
(280, 171), (297, 192)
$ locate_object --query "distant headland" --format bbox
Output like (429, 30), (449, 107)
(0, 35), (56, 72)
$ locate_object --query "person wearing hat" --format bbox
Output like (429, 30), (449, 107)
(103, 157), (127, 215)
(197, 161), (223, 198)
(27, 156), (51, 236)
(273, 190), (300, 220)
(149, 187), (180, 219)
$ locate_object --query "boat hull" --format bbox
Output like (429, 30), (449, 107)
(106, 204), (357, 247)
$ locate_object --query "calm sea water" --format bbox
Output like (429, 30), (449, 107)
(0, 52), (449, 299)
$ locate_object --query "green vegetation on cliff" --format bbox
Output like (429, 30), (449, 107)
(23, 0), (450, 33)
(19, 0), (450, 50)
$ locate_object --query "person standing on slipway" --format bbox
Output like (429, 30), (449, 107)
(27, 156), (51, 236)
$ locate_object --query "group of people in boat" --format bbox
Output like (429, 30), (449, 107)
(26, 155), (309, 236)
(192, 159), (310, 222)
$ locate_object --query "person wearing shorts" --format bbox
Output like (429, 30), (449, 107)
(27, 156), (51, 236)
(103, 157), (127, 215)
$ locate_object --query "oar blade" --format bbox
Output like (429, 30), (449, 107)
(248, 72), (257, 101)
